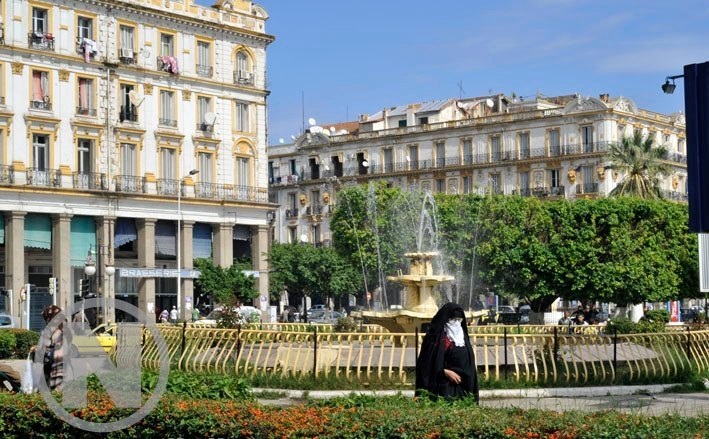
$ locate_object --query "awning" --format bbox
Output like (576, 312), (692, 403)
(155, 220), (176, 257)
(233, 225), (250, 241)
(24, 214), (51, 250)
(193, 223), (212, 259)
(70, 216), (96, 267)
(114, 218), (137, 247)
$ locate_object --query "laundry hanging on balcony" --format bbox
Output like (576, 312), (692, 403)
(159, 55), (179, 74)
(79, 38), (99, 62)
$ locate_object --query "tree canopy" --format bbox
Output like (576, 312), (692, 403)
(607, 131), (672, 199)
(194, 258), (258, 306)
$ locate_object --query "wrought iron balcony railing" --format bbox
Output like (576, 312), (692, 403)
(28, 32), (55, 51)
(30, 98), (51, 111)
(157, 179), (180, 196)
(73, 172), (107, 190)
(233, 70), (255, 86)
(27, 168), (59, 187)
(194, 182), (268, 203)
(159, 118), (177, 128)
(196, 64), (213, 78)
(76, 106), (97, 117)
(576, 182), (599, 194)
(115, 175), (144, 193)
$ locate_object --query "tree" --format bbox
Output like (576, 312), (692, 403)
(267, 243), (359, 307)
(194, 258), (258, 306)
(607, 131), (672, 199)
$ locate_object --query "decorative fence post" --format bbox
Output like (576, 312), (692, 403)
(503, 326), (508, 380)
(686, 326), (692, 362)
(181, 320), (187, 355)
(613, 327), (618, 374)
(313, 325), (318, 376)
(553, 326), (558, 359)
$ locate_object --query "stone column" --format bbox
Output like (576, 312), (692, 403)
(252, 225), (270, 312)
(52, 213), (72, 315)
(137, 218), (156, 323)
(97, 216), (116, 324)
(179, 220), (194, 321)
(6, 212), (25, 326)
(212, 223), (233, 268)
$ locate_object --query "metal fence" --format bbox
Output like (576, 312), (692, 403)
(134, 324), (709, 386)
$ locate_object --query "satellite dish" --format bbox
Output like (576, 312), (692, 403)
(406, 156), (411, 162)
(324, 165), (330, 171)
(290, 135), (297, 140)
(279, 138), (285, 144)
(308, 117), (317, 126)
(329, 127), (336, 133)
(485, 98), (494, 108)
(299, 234), (308, 243)
(203, 112), (217, 126)
(128, 90), (144, 107)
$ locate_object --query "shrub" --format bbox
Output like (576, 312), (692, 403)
(0, 330), (16, 359)
(9, 330), (39, 359)
(606, 316), (666, 334)
(645, 309), (670, 323)
(334, 316), (358, 332)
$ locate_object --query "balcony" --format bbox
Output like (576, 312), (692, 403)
(0, 97), (5, 106)
(30, 97), (51, 111)
(76, 106), (97, 117)
(285, 208), (299, 219)
(196, 122), (214, 132)
(576, 182), (599, 194)
(233, 70), (255, 86)
(306, 205), (323, 216)
(119, 48), (136, 65)
(514, 186), (565, 198)
(27, 168), (59, 187)
(28, 32), (55, 51)
(159, 118), (178, 128)
(157, 179), (180, 196)
(115, 175), (144, 193)
(73, 172), (107, 190)
(76, 38), (97, 59)
(663, 151), (687, 164)
(157, 56), (179, 74)
(661, 189), (688, 202)
(120, 105), (138, 122)
(196, 64), (213, 78)
(194, 182), (268, 203)
(0, 165), (13, 184)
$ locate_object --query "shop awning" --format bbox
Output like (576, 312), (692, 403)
(70, 216), (96, 267)
(24, 214), (51, 250)
(193, 223), (212, 259)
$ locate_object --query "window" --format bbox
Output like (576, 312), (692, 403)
(31, 70), (50, 110)
(120, 143), (137, 176)
(160, 148), (176, 180)
(312, 224), (321, 245)
(618, 124), (626, 140)
(310, 189), (320, 210)
(287, 227), (297, 244)
(77, 139), (93, 174)
(436, 178), (445, 193)
(549, 169), (561, 188)
(489, 173), (501, 195)
(119, 83), (137, 122)
(236, 157), (250, 187)
(196, 41), (212, 77)
(159, 90), (176, 127)
(32, 134), (49, 170)
(435, 142), (445, 167)
(519, 132), (530, 159)
(398, 120), (407, 128)
(463, 139), (472, 165)
(519, 171), (529, 193)
(463, 176), (472, 194)
(197, 96), (212, 129)
(383, 148), (393, 172)
(419, 117), (429, 125)
(581, 165), (595, 192)
(678, 138), (685, 154)
(32, 7), (48, 33)
(77, 78), (94, 115)
(408, 144), (418, 170)
(198, 152), (213, 183)
(234, 101), (250, 132)
(490, 135), (501, 162)
(289, 159), (296, 176)
(160, 33), (174, 56)
(77, 16), (93, 40)
(234, 51), (252, 84)
(287, 193), (297, 210)
(548, 129), (560, 156)
(119, 25), (135, 60)
(582, 126), (593, 152)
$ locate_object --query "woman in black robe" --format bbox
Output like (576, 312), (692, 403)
(415, 302), (479, 402)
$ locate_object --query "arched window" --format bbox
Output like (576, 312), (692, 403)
(234, 51), (253, 85)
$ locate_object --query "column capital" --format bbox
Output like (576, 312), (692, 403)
(137, 218), (157, 227)
(8, 211), (26, 220)
(53, 212), (73, 222)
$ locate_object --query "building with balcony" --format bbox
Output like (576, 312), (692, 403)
(268, 93), (687, 246)
(0, 0), (274, 328)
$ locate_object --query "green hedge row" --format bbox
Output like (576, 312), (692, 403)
(0, 392), (705, 438)
(0, 329), (40, 359)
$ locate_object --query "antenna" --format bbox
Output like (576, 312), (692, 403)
(457, 80), (465, 98)
(203, 112), (217, 127)
(128, 90), (144, 107)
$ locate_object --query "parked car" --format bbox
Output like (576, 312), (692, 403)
(200, 306), (261, 326)
(308, 310), (342, 324)
(307, 305), (327, 317)
(681, 308), (699, 323)
(0, 314), (18, 329)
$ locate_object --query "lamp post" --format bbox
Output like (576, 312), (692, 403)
(177, 169), (199, 319)
(84, 243), (115, 325)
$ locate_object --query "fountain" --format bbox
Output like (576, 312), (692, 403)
(360, 251), (454, 333)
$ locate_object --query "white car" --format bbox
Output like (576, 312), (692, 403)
(0, 314), (17, 329)
(199, 306), (261, 326)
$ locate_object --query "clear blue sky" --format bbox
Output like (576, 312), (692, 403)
(197, 0), (708, 145)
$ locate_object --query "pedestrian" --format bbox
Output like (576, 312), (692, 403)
(574, 313), (589, 326)
(169, 306), (178, 324)
(31, 305), (67, 391)
(415, 302), (479, 402)
(192, 307), (200, 322)
(159, 309), (169, 323)
(558, 311), (572, 326)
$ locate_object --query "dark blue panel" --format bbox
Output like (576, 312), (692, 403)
(684, 61), (709, 233)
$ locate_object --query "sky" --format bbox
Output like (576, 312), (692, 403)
(197, 0), (709, 145)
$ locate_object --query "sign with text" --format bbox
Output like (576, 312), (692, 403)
(119, 268), (201, 278)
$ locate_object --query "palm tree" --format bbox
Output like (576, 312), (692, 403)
(606, 131), (672, 199)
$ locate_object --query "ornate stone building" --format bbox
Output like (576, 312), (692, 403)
(268, 93), (687, 246)
(0, 0), (273, 328)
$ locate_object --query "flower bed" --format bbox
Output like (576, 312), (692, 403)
(0, 393), (705, 438)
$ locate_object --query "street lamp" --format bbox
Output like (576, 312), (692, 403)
(177, 169), (199, 319)
(661, 74), (683, 94)
(84, 244), (115, 324)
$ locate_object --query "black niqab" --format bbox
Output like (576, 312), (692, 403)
(415, 302), (479, 402)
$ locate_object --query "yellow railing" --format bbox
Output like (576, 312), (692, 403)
(135, 325), (709, 386)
